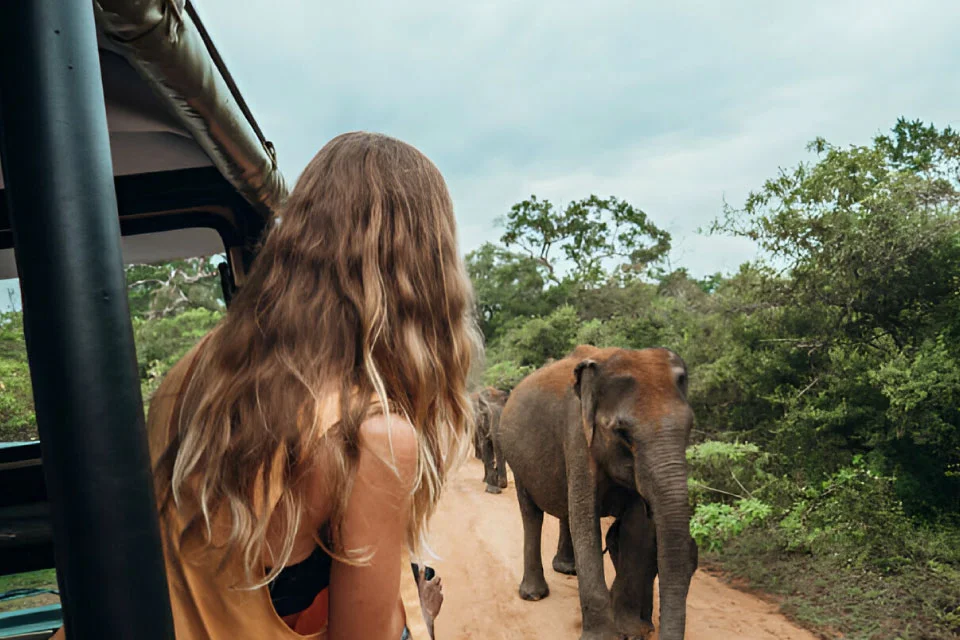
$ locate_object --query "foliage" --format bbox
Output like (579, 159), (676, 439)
(0, 259), (224, 442)
(0, 313), (35, 441)
(491, 305), (581, 367)
(465, 243), (557, 341)
(127, 257), (224, 320)
(778, 457), (915, 570)
(690, 499), (773, 553)
(481, 360), (535, 391)
(712, 118), (960, 351)
(499, 194), (671, 287)
(686, 440), (774, 507)
(134, 307), (223, 402)
(474, 119), (960, 637)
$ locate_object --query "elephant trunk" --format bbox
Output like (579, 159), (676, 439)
(640, 452), (695, 640)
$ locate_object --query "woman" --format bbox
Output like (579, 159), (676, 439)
(54, 132), (480, 639)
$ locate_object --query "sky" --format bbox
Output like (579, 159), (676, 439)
(189, 0), (960, 279)
(5, 0), (958, 314)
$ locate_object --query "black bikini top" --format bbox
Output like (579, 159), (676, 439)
(268, 545), (333, 617)
(268, 548), (436, 619)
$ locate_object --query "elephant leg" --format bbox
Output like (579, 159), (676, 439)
(481, 435), (500, 494)
(516, 480), (549, 601)
(565, 461), (616, 637)
(610, 500), (657, 637)
(493, 432), (508, 489)
(552, 517), (577, 575)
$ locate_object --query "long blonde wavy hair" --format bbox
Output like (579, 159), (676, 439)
(154, 132), (482, 588)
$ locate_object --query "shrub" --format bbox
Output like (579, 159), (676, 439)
(686, 440), (774, 507)
(493, 305), (580, 367)
(690, 498), (773, 553)
(134, 307), (222, 402)
(0, 313), (35, 441)
(778, 456), (916, 571)
(482, 360), (535, 390)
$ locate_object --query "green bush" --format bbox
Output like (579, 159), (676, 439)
(0, 313), (35, 441)
(574, 318), (631, 349)
(778, 456), (916, 571)
(134, 307), (223, 402)
(482, 360), (535, 390)
(686, 439), (776, 552)
(493, 305), (580, 367)
(690, 498), (773, 553)
(686, 440), (774, 506)
(0, 357), (36, 441)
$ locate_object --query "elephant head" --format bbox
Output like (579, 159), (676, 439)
(574, 347), (696, 640)
(481, 386), (509, 407)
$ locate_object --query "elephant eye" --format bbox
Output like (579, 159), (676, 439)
(612, 420), (632, 445)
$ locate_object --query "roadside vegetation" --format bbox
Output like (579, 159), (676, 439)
(1, 118), (957, 638)
(470, 119), (960, 640)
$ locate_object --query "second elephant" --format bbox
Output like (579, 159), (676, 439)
(471, 386), (509, 494)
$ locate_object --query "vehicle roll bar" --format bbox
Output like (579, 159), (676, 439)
(0, 1), (176, 638)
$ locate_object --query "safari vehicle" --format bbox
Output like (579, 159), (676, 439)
(0, 1), (286, 638)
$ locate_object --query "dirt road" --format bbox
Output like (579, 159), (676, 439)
(428, 458), (817, 640)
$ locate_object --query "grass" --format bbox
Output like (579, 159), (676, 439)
(707, 527), (960, 640)
(0, 569), (60, 614)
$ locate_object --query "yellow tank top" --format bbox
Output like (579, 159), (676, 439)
(139, 335), (431, 640)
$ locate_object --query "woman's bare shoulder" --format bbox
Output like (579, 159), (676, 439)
(357, 411), (419, 490)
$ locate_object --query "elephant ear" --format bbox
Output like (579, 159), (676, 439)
(574, 359), (600, 447)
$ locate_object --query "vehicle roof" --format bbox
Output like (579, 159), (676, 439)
(0, 0), (288, 277)
(0, 0), (289, 585)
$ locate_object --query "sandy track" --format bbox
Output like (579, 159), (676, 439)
(428, 458), (817, 640)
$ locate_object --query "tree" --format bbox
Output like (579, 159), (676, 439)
(499, 194), (671, 287)
(709, 119), (960, 514)
(127, 256), (225, 319)
(465, 243), (567, 341)
(712, 118), (960, 349)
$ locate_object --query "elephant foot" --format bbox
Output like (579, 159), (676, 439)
(518, 577), (549, 601)
(615, 612), (654, 639)
(551, 555), (576, 575)
(498, 475), (508, 489)
(580, 611), (620, 640)
(578, 631), (619, 640)
(485, 483), (502, 494)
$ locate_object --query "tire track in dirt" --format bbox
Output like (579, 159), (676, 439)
(428, 458), (818, 639)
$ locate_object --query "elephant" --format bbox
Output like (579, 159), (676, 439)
(498, 345), (698, 640)
(471, 386), (510, 493)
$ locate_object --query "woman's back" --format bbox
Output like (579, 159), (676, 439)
(146, 336), (322, 639)
(146, 335), (434, 639)
(52, 131), (478, 639)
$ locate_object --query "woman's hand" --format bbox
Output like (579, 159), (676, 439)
(417, 566), (443, 620)
(326, 413), (419, 640)
(417, 566), (443, 639)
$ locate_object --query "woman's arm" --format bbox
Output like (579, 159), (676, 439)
(326, 412), (419, 640)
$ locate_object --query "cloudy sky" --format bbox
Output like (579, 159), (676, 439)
(194, 0), (960, 278)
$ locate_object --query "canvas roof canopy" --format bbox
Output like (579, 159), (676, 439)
(0, 0), (288, 598)
(0, 0), (288, 280)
